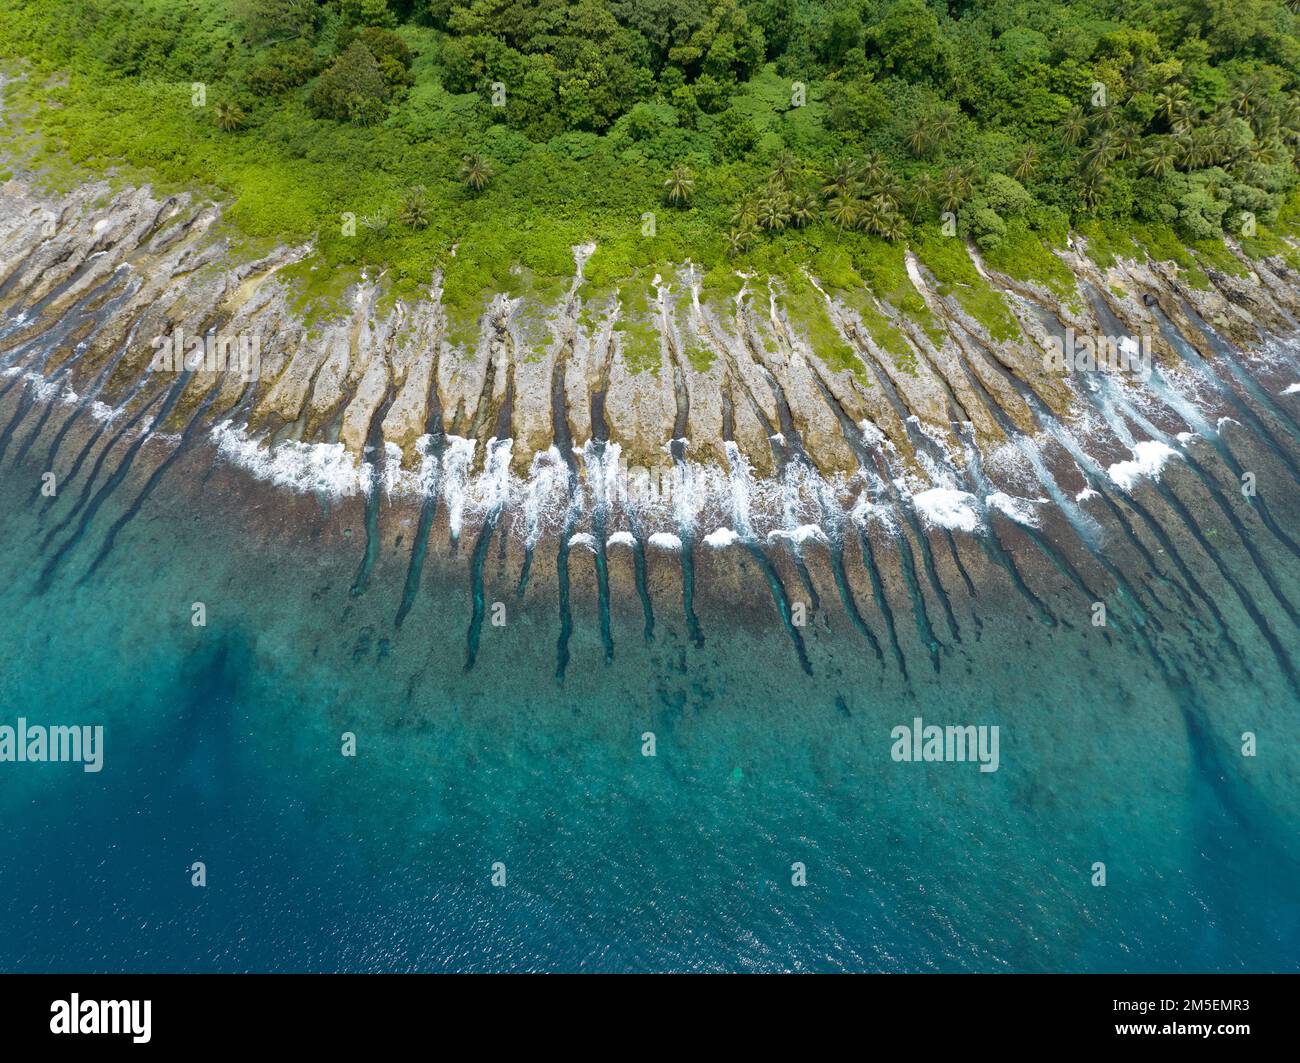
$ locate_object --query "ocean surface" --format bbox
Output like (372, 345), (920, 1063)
(0, 361), (1298, 973)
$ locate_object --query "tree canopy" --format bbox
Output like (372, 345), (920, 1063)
(4, 0), (1299, 336)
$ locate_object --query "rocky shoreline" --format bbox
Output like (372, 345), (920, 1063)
(3, 177), (1296, 496)
(2, 174), (1300, 688)
(0, 171), (1294, 686)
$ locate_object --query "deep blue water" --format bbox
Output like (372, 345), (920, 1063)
(0, 408), (1297, 972)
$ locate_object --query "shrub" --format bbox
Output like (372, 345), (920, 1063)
(246, 40), (321, 96)
(308, 40), (390, 124)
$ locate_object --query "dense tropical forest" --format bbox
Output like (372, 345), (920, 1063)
(2, 0), (1300, 350)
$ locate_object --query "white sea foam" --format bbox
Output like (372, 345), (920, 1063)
(852, 495), (896, 533)
(196, 409), (1188, 546)
(912, 487), (981, 533)
(211, 421), (369, 497)
(985, 492), (1039, 527)
(579, 438), (622, 513)
(767, 524), (829, 546)
(440, 435), (476, 538)
(858, 419), (886, 447)
(522, 446), (569, 547)
(7, 212), (1284, 566)
(410, 434), (441, 497)
(478, 437), (514, 512)
(378, 441), (410, 496)
(32, 376), (65, 402)
(1, 367), (81, 408)
(722, 440), (754, 538)
(1107, 440), (1179, 491)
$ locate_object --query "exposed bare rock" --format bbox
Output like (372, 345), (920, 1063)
(3, 175), (1299, 548)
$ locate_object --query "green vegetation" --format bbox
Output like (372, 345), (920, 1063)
(982, 217), (1079, 299)
(610, 279), (663, 375)
(3, 0), (1300, 368)
(914, 227), (1022, 341)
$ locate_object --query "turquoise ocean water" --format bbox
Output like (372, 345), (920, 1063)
(0, 364), (1297, 973)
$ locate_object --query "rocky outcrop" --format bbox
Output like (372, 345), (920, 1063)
(2, 175), (1298, 549)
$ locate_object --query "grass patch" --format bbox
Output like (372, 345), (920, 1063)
(845, 236), (946, 349)
(913, 229), (1021, 343)
(1076, 219), (1141, 269)
(780, 271), (865, 381)
(981, 218), (1077, 299)
(612, 279), (662, 376)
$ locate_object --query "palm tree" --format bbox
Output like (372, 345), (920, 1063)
(931, 109), (958, 147)
(1155, 84), (1188, 125)
(756, 194), (790, 232)
(724, 228), (753, 258)
(214, 101), (246, 132)
(1211, 130), (1238, 159)
(1114, 124), (1142, 161)
(1079, 173), (1106, 210)
(1061, 107), (1089, 146)
(857, 198), (888, 236)
(826, 194), (859, 238)
(1180, 130), (1215, 169)
(768, 152), (800, 189)
(1092, 102), (1119, 131)
(1207, 127), (1234, 167)
(1278, 101), (1300, 146)
(877, 211), (905, 242)
(460, 154), (494, 192)
(908, 174), (937, 221)
(1233, 74), (1270, 118)
(1082, 133), (1116, 176)
(1011, 147), (1038, 182)
(1171, 103), (1198, 136)
(1250, 139), (1287, 167)
(872, 172), (904, 211)
(1142, 138), (1177, 178)
(1251, 110), (1281, 143)
(939, 166), (972, 212)
(906, 120), (933, 159)
(730, 201), (759, 229)
(858, 152), (887, 185)
(664, 164), (695, 207)
(1124, 59), (1152, 98)
(399, 186), (430, 230)
(788, 192), (818, 228)
(823, 158), (860, 198)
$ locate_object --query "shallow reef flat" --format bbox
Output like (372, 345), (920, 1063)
(1, 174), (1299, 973)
